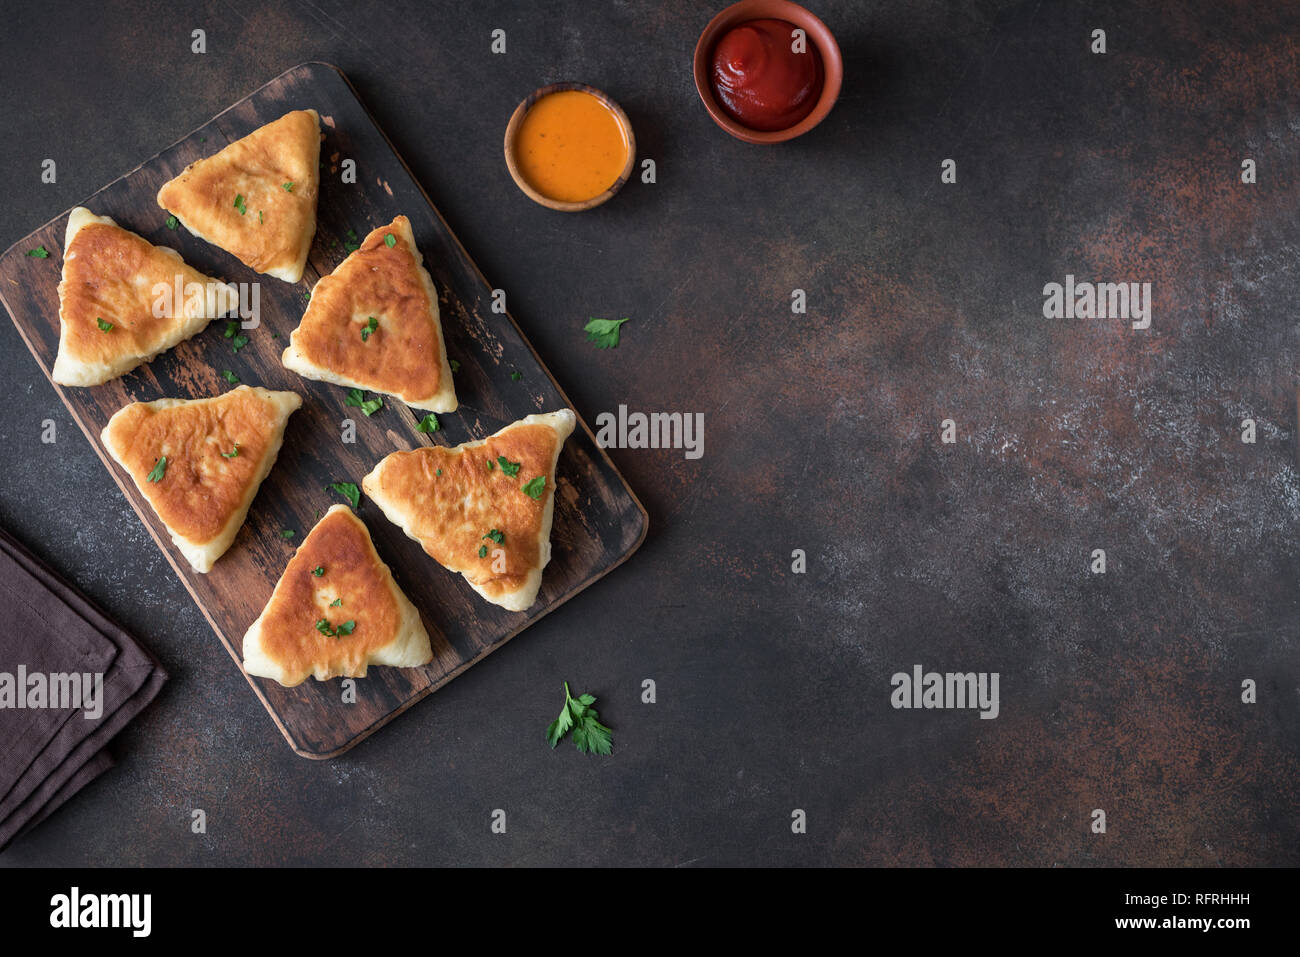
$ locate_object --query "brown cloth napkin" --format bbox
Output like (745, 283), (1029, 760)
(0, 525), (167, 851)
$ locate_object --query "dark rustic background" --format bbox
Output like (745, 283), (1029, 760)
(0, 0), (1296, 866)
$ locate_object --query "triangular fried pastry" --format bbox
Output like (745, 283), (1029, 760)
(156, 109), (321, 282)
(101, 386), (301, 573)
(362, 410), (575, 611)
(281, 215), (457, 412)
(241, 505), (433, 686)
(53, 207), (238, 386)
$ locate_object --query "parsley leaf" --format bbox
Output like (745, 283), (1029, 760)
(96, 317), (113, 332)
(315, 618), (335, 637)
(343, 228), (360, 253)
(165, 215), (178, 230)
(478, 544), (488, 558)
(328, 481), (361, 509)
(231, 334), (249, 352)
(146, 457), (167, 482)
(521, 476), (546, 499)
(361, 316), (378, 342)
(416, 413), (440, 432)
(221, 444), (240, 458)
(546, 682), (613, 754)
(344, 388), (382, 416)
(483, 529), (504, 544)
(224, 320), (238, 339)
(336, 620), (356, 636)
(510, 371), (522, 381)
(330, 597), (342, 607)
(584, 317), (630, 349)
(487, 460), (495, 470)
(280, 529), (295, 539)
(234, 193), (247, 216)
(258, 210), (264, 225)
(221, 370), (239, 384)
(436, 468), (442, 476)
(312, 566), (325, 577)
(497, 456), (520, 477)
(384, 233), (396, 248)
(26, 246), (49, 259)
(283, 181), (295, 192)
(449, 359), (460, 373)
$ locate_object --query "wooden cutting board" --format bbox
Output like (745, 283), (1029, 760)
(0, 62), (648, 758)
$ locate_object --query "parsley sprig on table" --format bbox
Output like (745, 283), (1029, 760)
(584, 317), (629, 349)
(546, 682), (613, 755)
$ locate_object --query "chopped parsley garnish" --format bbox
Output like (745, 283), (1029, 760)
(165, 215), (178, 230)
(224, 320), (238, 338)
(234, 194), (247, 216)
(478, 544), (488, 558)
(449, 359), (460, 373)
(487, 460), (495, 470)
(230, 333), (249, 353)
(336, 620), (356, 636)
(344, 388), (382, 416)
(26, 246), (49, 259)
(221, 370), (239, 384)
(510, 371), (522, 381)
(521, 476), (546, 499)
(584, 317), (630, 349)
(483, 529), (504, 545)
(221, 444), (240, 458)
(343, 228), (360, 253)
(384, 233), (396, 248)
(497, 456), (520, 477)
(328, 481), (361, 509)
(283, 181), (295, 192)
(280, 529), (295, 539)
(96, 317), (113, 332)
(361, 316), (378, 342)
(315, 619), (336, 637)
(416, 413), (440, 432)
(312, 566), (325, 577)
(436, 468), (442, 476)
(546, 681), (613, 755)
(258, 210), (264, 225)
(330, 597), (342, 607)
(146, 457), (167, 482)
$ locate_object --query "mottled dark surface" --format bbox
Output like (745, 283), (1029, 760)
(0, 0), (1296, 866)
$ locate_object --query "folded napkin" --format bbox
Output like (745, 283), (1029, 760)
(0, 525), (167, 851)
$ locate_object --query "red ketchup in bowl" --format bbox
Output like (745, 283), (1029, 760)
(709, 17), (824, 132)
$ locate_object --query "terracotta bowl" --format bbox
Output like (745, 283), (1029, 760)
(504, 82), (637, 212)
(693, 0), (843, 143)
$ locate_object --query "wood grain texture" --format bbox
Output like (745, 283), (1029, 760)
(0, 62), (647, 759)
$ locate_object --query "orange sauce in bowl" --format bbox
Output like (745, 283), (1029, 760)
(515, 90), (630, 203)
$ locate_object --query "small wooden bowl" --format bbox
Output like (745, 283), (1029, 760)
(503, 82), (637, 212)
(693, 0), (843, 144)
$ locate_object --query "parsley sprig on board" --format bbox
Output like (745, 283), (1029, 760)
(546, 682), (613, 755)
(345, 388), (383, 416)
